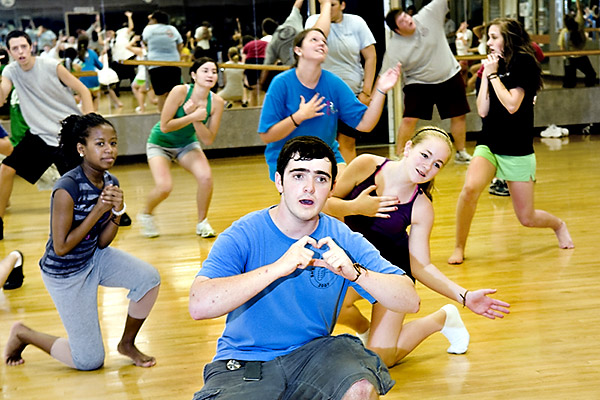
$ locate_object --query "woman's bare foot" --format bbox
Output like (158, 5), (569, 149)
(448, 248), (465, 265)
(117, 341), (156, 368)
(4, 322), (29, 366)
(555, 221), (574, 249)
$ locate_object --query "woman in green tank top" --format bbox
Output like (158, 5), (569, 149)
(139, 57), (225, 238)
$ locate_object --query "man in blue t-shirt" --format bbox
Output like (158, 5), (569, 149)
(189, 136), (419, 399)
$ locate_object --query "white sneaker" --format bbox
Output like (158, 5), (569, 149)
(138, 213), (159, 238)
(36, 164), (60, 191)
(196, 219), (216, 238)
(540, 124), (564, 138)
(454, 150), (472, 164)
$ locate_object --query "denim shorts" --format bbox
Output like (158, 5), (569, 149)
(146, 141), (201, 162)
(192, 334), (394, 400)
(473, 145), (536, 182)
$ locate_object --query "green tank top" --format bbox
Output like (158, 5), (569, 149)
(148, 84), (212, 148)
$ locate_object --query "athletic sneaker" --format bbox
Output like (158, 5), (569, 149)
(489, 178), (510, 196)
(196, 219), (217, 238)
(138, 213), (159, 238)
(454, 149), (472, 164)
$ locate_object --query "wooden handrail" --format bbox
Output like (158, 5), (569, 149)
(120, 59), (290, 71)
(456, 49), (600, 61)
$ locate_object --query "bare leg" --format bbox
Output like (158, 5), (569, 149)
(336, 288), (370, 334)
(449, 156), (496, 264)
(508, 180), (574, 249)
(118, 285), (159, 368)
(0, 164), (16, 218)
(395, 117), (419, 156)
(4, 322), (60, 366)
(337, 133), (357, 163)
(367, 303), (446, 367)
(156, 93), (168, 112)
(342, 379), (379, 400)
(144, 156), (173, 215)
(0, 250), (21, 287)
(107, 87), (124, 108)
(132, 83), (146, 112)
(179, 149), (213, 223)
(450, 114), (467, 152)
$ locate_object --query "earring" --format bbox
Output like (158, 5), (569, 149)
(79, 153), (84, 157)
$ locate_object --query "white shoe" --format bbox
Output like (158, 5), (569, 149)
(138, 213), (159, 238)
(454, 150), (472, 164)
(36, 164), (61, 191)
(196, 219), (216, 238)
(540, 124), (565, 138)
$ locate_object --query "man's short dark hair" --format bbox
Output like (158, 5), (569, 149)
(262, 18), (279, 36)
(151, 11), (170, 25)
(276, 136), (338, 187)
(385, 8), (403, 32)
(6, 30), (32, 48)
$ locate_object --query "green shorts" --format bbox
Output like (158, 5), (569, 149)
(473, 145), (536, 182)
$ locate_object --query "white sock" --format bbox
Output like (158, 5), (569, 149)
(440, 304), (469, 354)
(356, 328), (370, 346)
(9, 250), (23, 269)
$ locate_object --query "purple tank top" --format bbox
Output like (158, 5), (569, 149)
(344, 159), (421, 279)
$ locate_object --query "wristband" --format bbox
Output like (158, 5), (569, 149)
(289, 114), (299, 127)
(350, 263), (363, 282)
(112, 202), (127, 216)
(459, 289), (469, 308)
(488, 73), (498, 80)
(376, 88), (386, 95)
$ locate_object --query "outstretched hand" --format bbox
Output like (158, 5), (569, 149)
(466, 289), (510, 319)
(376, 62), (402, 93)
(354, 184), (399, 218)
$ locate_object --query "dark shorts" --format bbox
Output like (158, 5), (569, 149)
(2, 130), (69, 184)
(244, 58), (264, 87)
(149, 66), (182, 96)
(192, 334), (394, 400)
(337, 119), (361, 140)
(403, 71), (470, 120)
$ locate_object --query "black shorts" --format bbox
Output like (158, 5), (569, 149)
(149, 66), (182, 96)
(2, 131), (69, 184)
(337, 119), (362, 139)
(244, 58), (264, 87)
(403, 71), (470, 120)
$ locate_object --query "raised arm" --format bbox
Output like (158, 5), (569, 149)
(189, 235), (321, 320)
(354, 62), (401, 132)
(125, 11), (134, 34)
(312, 0), (332, 37)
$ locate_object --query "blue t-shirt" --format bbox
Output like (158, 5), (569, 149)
(78, 49), (103, 89)
(40, 166), (119, 278)
(258, 69), (367, 180)
(197, 207), (405, 362)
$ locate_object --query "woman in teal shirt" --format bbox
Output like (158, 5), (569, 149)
(139, 58), (224, 238)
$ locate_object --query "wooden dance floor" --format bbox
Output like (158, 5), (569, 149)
(1, 134), (599, 399)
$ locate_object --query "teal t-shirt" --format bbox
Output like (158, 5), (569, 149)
(148, 84), (212, 148)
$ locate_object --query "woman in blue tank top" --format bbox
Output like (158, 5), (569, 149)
(138, 58), (225, 238)
(326, 127), (510, 367)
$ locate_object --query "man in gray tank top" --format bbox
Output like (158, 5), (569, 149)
(0, 30), (93, 240)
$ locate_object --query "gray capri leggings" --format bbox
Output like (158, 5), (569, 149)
(41, 246), (161, 370)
